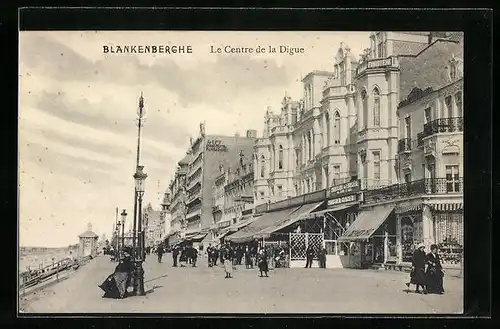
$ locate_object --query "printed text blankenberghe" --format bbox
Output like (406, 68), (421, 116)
(103, 45), (193, 54)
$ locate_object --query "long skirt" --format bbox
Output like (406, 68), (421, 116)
(409, 267), (427, 286)
(99, 272), (130, 299)
(426, 267), (445, 294)
(258, 260), (269, 273)
(224, 260), (233, 274)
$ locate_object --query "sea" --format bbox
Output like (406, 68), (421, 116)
(19, 247), (77, 274)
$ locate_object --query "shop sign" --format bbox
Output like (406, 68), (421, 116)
(328, 194), (357, 206)
(218, 220), (231, 228)
(344, 228), (373, 238)
(329, 180), (360, 198)
(206, 140), (228, 152)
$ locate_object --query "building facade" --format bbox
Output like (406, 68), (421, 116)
(167, 123), (257, 240)
(143, 203), (164, 247)
(168, 153), (190, 237)
(251, 31), (463, 268)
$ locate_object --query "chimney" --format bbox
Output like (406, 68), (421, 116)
(246, 130), (257, 138)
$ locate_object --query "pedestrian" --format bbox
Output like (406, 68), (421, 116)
(425, 244), (445, 294)
(172, 246), (179, 267)
(157, 244), (164, 263)
(257, 249), (269, 277)
(192, 246), (198, 267)
(319, 248), (327, 268)
(99, 247), (134, 299)
(206, 244), (213, 267)
(305, 246), (314, 268)
(406, 243), (427, 294)
(244, 246), (252, 269)
(222, 245), (233, 278)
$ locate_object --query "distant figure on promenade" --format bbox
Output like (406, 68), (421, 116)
(172, 246), (179, 267)
(257, 249), (269, 277)
(319, 248), (327, 268)
(305, 246), (315, 268)
(191, 246), (198, 267)
(222, 244), (233, 278)
(425, 244), (445, 294)
(179, 246), (188, 267)
(99, 247), (134, 299)
(206, 244), (214, 267)
(244, 246), (252, 269)
(157, 244), (164, 263)
(213, 245), (219, 266)
(406, 243), (427, 294)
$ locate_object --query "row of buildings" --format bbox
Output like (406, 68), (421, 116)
(164, 31), (463, 269)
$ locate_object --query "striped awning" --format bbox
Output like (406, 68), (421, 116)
(427, 202), (463, 211)
(395, 204), (423, 214)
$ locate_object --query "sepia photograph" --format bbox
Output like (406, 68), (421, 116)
(18, 29), (464, 314)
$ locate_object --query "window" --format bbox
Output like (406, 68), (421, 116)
(424, 107), (431, 124)
(361, 90), (368, 128)
(332, 165), (341, 184)
(454, 92), (463, 117)
(373, 151), (381, 180)
(278, 145), (284, 169)
(377, 42), (384, 58)
(334, 111), (341, 144)
(404, 173), (412, 184)
(260, 155), (265, 178)
(325, 112), (331, 147)
(308, 131), (313, 160)
(445, 165), (460, 192)
(405, 116), (411, 139)
(295, 149), (299, 168)
(450, 63), (457, 80)
(277, 185), (283, 197)
(445, 95), (453, 118)
(259, 191), (265, 199)
(373, 88), (381, 127)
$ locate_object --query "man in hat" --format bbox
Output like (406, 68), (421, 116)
(406, 243), (427, 294)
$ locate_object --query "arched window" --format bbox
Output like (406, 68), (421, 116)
(325, 112), (331, 147)
(260, 155), (265, 178)
(373, 88), (381, 127)
(361, 89), (368, 128)
(278, 145), (284, 169)
(334, 111), (341, 144)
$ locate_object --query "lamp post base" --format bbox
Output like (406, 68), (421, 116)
(134, 261), (146, 296)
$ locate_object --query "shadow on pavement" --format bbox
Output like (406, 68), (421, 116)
(145, 274), (168, 283)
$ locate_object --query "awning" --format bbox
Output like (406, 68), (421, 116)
(227, 216), (261, 232)
(426, 202), (463, 212)
(300, 202), (359, 218)
(190, 232), (208, 242)
(338, 205), (395, 242)
(216, 229), (231, 240)
(226, 206), (300, 244)
(395, 204), (423, 214)
(254, 202), (325, 239)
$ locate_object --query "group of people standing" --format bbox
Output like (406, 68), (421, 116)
(170, 244), (198, 267)
(407, 243), (446, 295)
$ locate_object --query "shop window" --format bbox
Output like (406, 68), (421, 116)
(445, 165), (460, 192)
(433, 212), (464, 265)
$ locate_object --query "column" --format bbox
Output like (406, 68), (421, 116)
(322, 166), (326, 189)
(321, 113), (327, 149)
(313, 119), (321, 156)
(396, 213), (402, 263)
(422, 205), (434, 248)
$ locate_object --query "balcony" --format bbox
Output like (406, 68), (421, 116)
(361, 179), (393, 191)
(398, 138), (412, 153)
(417, 132), (424, 148)
(270, 125), (290, 134)
(422, 117), (464, 139)
(363, 178), (463, 204)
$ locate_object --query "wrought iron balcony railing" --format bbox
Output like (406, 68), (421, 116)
(363, 178), (463, 203)
(422, 117), (464, 139)
(398, 138), (412, 153)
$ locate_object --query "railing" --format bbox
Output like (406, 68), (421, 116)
(422, 117), (464, 138)
(360, 179), (393, 191)
(364, 178), (463, 203)
(271, 126), (289, 134)
(417, 132), (425, 148)
(398, 138), (412, 153)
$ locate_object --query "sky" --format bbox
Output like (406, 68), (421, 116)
(18, 31), (370, 247)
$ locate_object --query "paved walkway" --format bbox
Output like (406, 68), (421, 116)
(20, 254), (463, 314)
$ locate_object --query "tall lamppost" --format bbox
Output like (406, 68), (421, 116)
(116, 221), (121, 253)
(121, 209), (127, 248)
(133, 165), (148, 296)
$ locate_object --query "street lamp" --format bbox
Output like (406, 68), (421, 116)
(121, 209), (127, 249)
(116, 220), (122, 256)
(133, 165), (148, 296)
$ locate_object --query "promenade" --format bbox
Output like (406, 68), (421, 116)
(20, 254), (463, 314)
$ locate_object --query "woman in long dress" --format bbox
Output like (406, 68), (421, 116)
(222, 245), (233, 278)
(425, 244), (445, 294)
(406, 243), (427, 294)
(99, 248), (134, 299)
(257, 249), (269, 277)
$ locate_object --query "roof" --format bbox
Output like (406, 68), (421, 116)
(398, 38), (463, 102)
(178, 153), (192, 166)
(78, 230), (98, 238)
